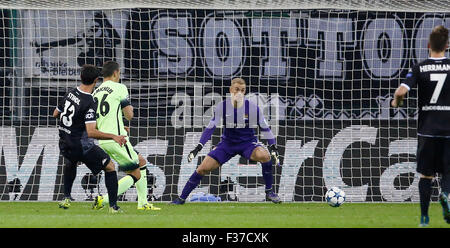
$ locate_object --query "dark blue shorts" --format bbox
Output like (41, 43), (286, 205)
(416, 136), (450, 176)
(59, 141), (111, 175)
(207, 140), (263, 165)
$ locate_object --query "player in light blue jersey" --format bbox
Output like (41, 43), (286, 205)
(171, 78), (281, 204)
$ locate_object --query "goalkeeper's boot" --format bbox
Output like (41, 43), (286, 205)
(108, 205), (123, 214)
(419, 215), (429, 227)
(138, 203), (161, 211)
(58, 197), (71, 209)
(265, 189), (282, 204)
(92, 195), (105, 210)
(169, 197), (186, 205)
(439, 192), (450, 224)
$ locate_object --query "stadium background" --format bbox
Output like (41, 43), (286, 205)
(0, 9), (446, 202)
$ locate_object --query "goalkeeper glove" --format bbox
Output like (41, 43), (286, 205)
(187, 143), (203, 163)
(268, 144), (280, 166)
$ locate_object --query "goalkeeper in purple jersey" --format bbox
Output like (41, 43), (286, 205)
(171, 78), (281, 204)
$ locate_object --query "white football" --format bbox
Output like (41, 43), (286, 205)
(325, 187), (346, 207)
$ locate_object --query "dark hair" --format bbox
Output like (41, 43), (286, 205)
(80, 64), (100, 85)
(429, 25), (449, 52)
(101, 61), (120, 78)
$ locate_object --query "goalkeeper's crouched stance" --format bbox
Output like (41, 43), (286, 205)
(171, 78), (281, 205)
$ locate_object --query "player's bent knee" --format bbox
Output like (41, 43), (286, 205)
(196, 167), (209, 176)
(133, 173), (141, 180)
(262, 153), (271, 163)
(103, 161), (116, 172)
(138, 155), (146, 166)
(196, 156), (219, 176)
(196, 166), (215, 176)
(127, 168), (141, 180)
(65, 160), (77, 169)
(252, 148), (271, 163)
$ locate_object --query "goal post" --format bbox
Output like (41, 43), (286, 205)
(0, 0), (449, 202)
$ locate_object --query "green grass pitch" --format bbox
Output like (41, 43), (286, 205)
(0, 202), (449, 228)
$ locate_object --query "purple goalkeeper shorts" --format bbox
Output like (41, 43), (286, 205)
(207, 140), (263, 165)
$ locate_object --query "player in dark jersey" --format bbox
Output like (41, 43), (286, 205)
(53, 64), (127, 213)
(171, 78), (281, 205)
(392, 25), (450, 227)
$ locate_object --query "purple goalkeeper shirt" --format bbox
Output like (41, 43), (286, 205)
(199, 98), (276, 145)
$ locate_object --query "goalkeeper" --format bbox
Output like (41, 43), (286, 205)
(92, 61), (160, 211)
(171, 78), (281, 204)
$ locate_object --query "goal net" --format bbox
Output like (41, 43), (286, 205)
(0, 0), (449, 202)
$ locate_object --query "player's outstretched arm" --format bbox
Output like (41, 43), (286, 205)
(187, 103), (222, 162)
(188, 127), (215, 163)
(85, 122), (127, 146)
(187, 143), (203, 163)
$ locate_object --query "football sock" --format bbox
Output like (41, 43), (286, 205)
(103, 174), (137, 206)
(104, 171), (118, 207)
(135, 166), (148, 207)
(419, 177), (433, 217)
(63, 162), (77, 198)
(261, 161), (273, 191)
(180, 171), (203, 200)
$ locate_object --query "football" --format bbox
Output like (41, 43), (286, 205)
(325, 187), (346, 207)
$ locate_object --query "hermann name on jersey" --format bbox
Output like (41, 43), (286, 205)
(419, 63), (450, 72)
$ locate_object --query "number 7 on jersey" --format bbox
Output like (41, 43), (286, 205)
(430, 73), (447, 104)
